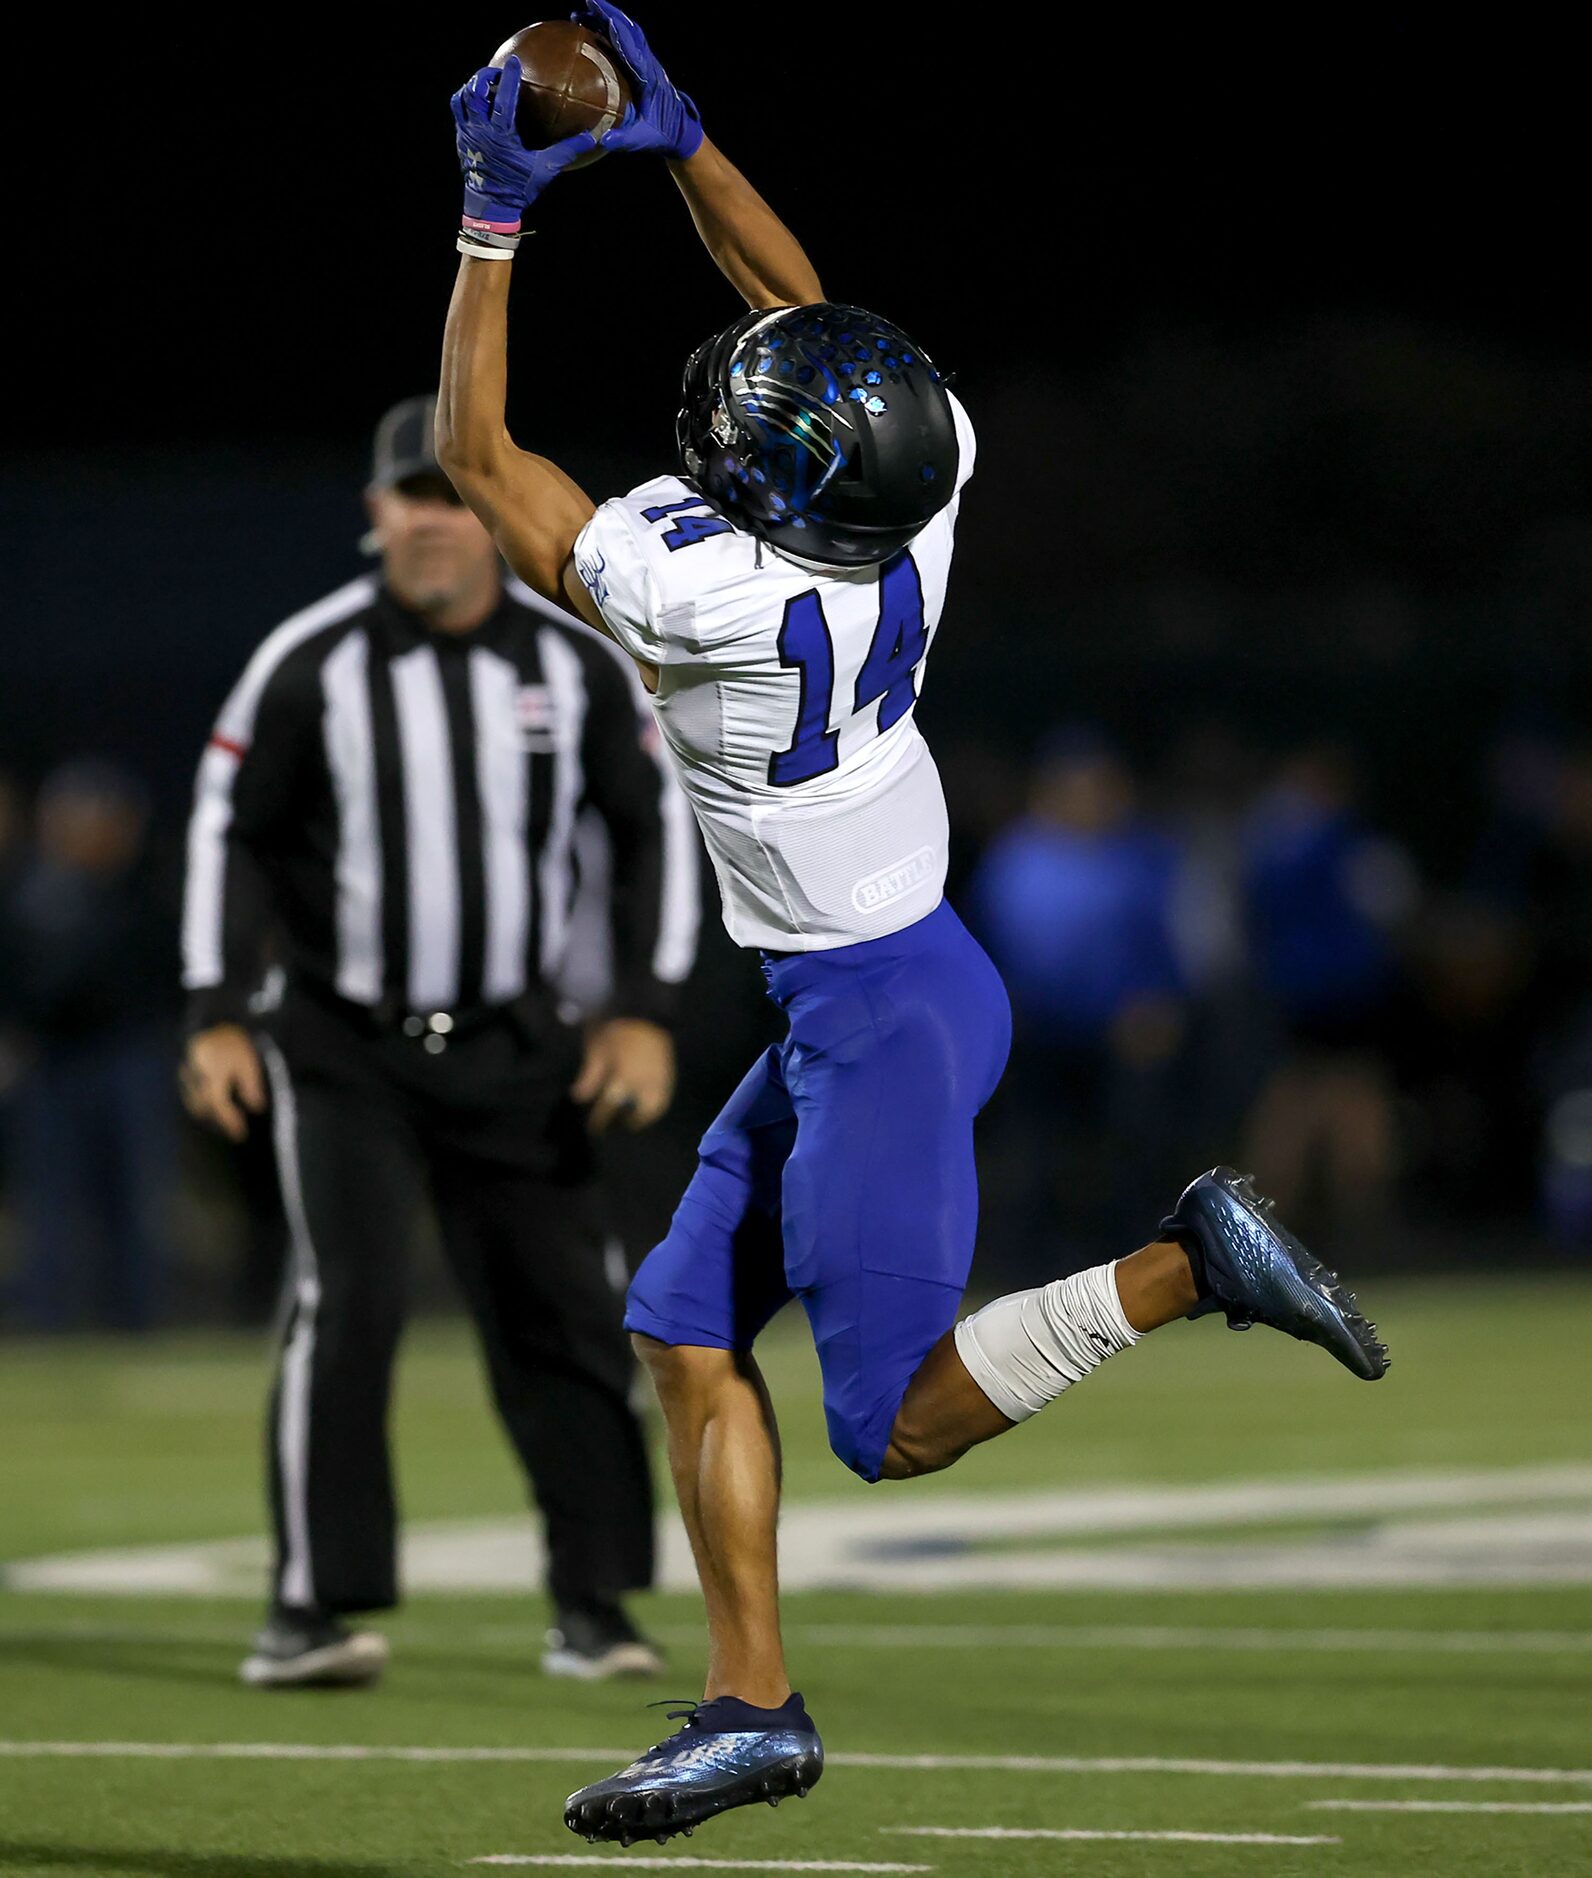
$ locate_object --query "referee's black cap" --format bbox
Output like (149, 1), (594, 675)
(369, 394), (447, 492)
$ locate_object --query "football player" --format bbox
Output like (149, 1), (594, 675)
(438, 3), (1390, 1847)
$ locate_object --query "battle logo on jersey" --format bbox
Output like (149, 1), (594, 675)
(851, 844), (940, 914)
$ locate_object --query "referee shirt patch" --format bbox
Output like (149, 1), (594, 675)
(515, 683), (573, 752)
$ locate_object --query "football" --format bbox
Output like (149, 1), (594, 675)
(489, 20), (634, 168)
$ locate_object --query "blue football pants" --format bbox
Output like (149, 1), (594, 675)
(626, 899), (1012, 1480)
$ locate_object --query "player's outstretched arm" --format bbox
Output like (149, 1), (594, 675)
(434, 58), (610, 627)
(577, 1), (823, 310)
(437, 254), (596, 607)
(669, 140), (824, 311)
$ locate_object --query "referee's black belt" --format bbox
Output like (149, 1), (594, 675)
(384, 1004), (494, 1052)
(294, 978), (550, 1052)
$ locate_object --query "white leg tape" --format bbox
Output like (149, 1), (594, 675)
(954, 1260), (1140, 1423)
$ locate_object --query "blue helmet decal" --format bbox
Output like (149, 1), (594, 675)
(676, 302), (959, 569)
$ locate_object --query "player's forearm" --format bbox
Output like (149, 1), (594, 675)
(435, 254), (594, 597)
(669, 139), (823, 310)
(436, 255), (515, 480)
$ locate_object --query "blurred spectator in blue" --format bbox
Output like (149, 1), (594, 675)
(1157, 726), (1271, 1164)
(969, 726), (1187, 1277)
(2, 760), (179, 1330)
(1485, 743), (1592, 1251)
(1239, 743), (1418, 1254)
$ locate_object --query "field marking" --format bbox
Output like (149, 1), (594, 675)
(1, 1742), (1589, 1785)
(836, 1754), (1592, 1785)
(725, 1623), (1592, 1657)
(470, 1861), (932, 1873)
(0, 1743), (623, 1764)
(887, 1827), (1340, 1845)
(11, 1461), (1592, 1595)
(1307, 1799), (1592, 1815)
(6, 1617), (1591, 1662)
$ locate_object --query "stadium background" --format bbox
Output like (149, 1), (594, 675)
(2, 12), (1589, 1875)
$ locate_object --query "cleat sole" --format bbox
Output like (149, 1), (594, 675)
(566, 1747), (823, 1845)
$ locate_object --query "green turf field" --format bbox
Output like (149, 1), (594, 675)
(3, 1276), (1590, 1876)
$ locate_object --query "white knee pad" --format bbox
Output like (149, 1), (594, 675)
(954, 1261), (1140, 1424)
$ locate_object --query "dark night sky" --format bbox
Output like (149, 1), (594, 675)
(9, 8), (1588, 842)
(31, 8), (1584, 460)
(3, 11), (1585, 1261)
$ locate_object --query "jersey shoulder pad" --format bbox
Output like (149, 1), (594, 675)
(574, 475), (760, 664)
(948, 392), (976, 496)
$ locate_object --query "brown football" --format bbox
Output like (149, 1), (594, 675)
(489, 20), (634, 169)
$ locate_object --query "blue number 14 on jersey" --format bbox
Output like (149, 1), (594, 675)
(573, 392), (978, 953)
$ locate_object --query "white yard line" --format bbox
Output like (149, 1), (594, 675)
(469, 1861), (932, 1873)
(1307, 1799), (1592, 1815)
(835, 1753), (1592, 1784)
(0, 1743), (622, 1763)
(0, 1742), (1589, 1785)
(724, 1623), (1592, 1657)
(5, 1619), (1589, 1660)
(887, 1828), (1340, 1846)
(13, 1461), (1592, 1596)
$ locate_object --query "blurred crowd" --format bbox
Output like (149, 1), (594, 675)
(3, 716), (1591, 1332)
(951, 721), (1592, 1282)
(0, 761), (181, 1331)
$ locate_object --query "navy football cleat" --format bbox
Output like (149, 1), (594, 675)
(1164, 1167), (1389, 1380)
(564, 1694), (823, 1846)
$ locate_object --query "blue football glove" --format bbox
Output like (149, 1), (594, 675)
(572, 2), (704, 160)
(451, 57), (599, 232)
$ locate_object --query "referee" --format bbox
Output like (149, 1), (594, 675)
(180, 395), (699, 1688)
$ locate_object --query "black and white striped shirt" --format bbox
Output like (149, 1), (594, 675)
(182, 575), (698, 1031)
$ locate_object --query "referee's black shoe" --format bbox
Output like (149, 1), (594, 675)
(543, 1599), (665, 1680)
(239, 1605), (389, 1688)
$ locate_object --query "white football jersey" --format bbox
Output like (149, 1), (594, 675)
(573, 394), (975, 952)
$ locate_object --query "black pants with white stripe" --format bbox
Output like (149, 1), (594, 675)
(259, 987), (654, 1616)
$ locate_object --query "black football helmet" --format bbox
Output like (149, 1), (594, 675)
(675, 303), (959, 568)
